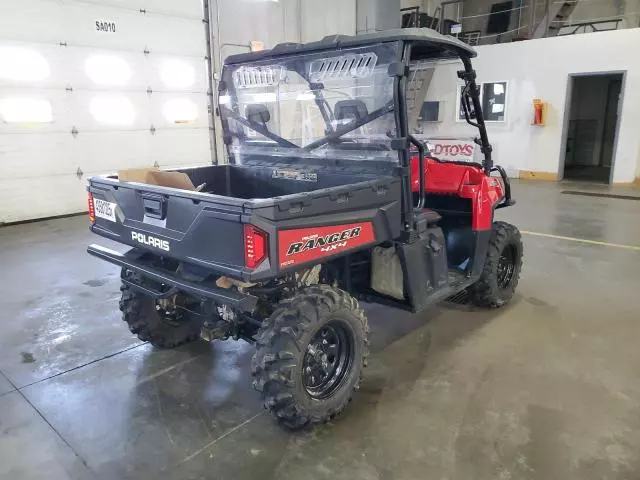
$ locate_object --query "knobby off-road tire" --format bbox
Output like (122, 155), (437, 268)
(471, 221), (523, 308)
(251, 285), (369, 429)
(119, 269), (202, 348)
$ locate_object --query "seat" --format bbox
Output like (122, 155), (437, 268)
(419, 208), (441, 225)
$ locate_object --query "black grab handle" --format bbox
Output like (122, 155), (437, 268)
(408, 134), (425, 212)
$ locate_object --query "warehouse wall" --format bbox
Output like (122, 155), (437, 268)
(212, 0), (356, 61)
(0, 0), (211, 223)
(419, 28), (640, 183)
(209, 0), (358, 163)
(357, 0), (401, 34)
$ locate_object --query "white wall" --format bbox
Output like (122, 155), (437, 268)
(420, 28), (640, 183)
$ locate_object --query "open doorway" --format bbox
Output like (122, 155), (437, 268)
(563, 73), (623, 183)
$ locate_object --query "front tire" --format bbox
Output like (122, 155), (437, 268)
(251, 285), (369, 429)
(471, 221), (523, 308)
(119, 270), (202, 348)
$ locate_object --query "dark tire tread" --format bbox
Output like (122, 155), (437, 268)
(119, 270), (201, 348)
(251, 285), (369, 429)
(471, 221), (523, 308)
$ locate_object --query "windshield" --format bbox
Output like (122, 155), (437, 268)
(219, 42), (400, 163)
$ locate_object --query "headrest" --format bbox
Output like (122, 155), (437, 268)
(246, 104), (271, 124)
(334, 100), (368, 122)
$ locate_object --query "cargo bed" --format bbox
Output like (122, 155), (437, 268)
(88, 162), (402, 282)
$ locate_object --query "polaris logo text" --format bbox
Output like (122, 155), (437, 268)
(131, 231), (170, 251)
(286, 227), (361, 256)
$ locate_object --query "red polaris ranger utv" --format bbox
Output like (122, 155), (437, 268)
(87, 29), (523, 428)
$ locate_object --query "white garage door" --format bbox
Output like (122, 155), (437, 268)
(0, 0), (212, 223)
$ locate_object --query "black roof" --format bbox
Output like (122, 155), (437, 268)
(225, 28), (476, 65)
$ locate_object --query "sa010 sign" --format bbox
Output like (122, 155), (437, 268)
(96, 20), (116, 33)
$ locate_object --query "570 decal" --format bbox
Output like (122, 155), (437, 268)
(278, 223), (375, 268)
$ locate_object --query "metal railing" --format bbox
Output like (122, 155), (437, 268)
(419, 0), (640, 46)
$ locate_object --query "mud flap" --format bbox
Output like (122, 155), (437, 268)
(371, 246), (405, 300)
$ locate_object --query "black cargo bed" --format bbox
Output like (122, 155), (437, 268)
(88, 162), (402, 282)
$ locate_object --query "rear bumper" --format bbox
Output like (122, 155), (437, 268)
(87, 244), (258, 312)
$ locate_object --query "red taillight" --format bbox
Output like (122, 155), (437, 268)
(244, 224), (268, 269)
(88, 192), (95, 224)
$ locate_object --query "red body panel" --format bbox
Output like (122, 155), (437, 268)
(410, 157), (505, 230)
(277, 222), (376, 269)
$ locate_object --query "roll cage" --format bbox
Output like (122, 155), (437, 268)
(219, 28), (495, 232)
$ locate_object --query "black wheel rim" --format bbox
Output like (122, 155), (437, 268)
(302, 321), (354, 399)
(497, 244), (517, 290)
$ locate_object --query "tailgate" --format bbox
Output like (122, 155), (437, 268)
(88, 178), (246, 276)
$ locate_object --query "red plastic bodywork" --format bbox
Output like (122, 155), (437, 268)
(410, 156), (505, 230)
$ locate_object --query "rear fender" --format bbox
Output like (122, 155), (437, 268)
(410, 157), (506, 229)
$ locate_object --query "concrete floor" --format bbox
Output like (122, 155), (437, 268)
(1, 180), (640, 480)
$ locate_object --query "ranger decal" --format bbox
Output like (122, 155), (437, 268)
(278, 222), (375, 268)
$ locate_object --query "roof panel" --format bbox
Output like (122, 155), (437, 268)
(225, 28), (476, 65)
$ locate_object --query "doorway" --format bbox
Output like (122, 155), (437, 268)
(562, 73), (623, 183)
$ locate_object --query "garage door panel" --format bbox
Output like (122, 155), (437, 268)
(0, 41), (208, 95)
(145, 55), (208, 93)
(59, 0), (204, 20)
(73, 131), (152, 175)
(0, 89), (75, 133)
(0, 176), (88, 223)
(0, 133), (79, 179)
(66, 91), (151, 132)
(0, 0), (205, 56)
(148, 92), (210, 129)
(149, 129), (211, 169)
(56, 47), (153, 92)
(1, 0), (211, 222)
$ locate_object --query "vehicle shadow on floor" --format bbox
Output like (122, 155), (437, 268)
(92, 298), (514, 480)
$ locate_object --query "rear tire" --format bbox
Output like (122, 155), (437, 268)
(119, 269), (202, 348)
(471, 221), (523, 308)
(251, 285), (369, 429)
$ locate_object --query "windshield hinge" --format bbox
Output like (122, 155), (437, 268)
(388, 62), (410, 77)
(390, 137), (409, 150)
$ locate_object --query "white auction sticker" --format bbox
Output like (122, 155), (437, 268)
(427, 139), (478, 163)
(94, 198), (117, 222)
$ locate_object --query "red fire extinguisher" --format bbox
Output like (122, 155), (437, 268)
(533, 99), (544, 126)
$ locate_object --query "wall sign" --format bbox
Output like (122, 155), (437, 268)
(95, 20), (117, 33)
